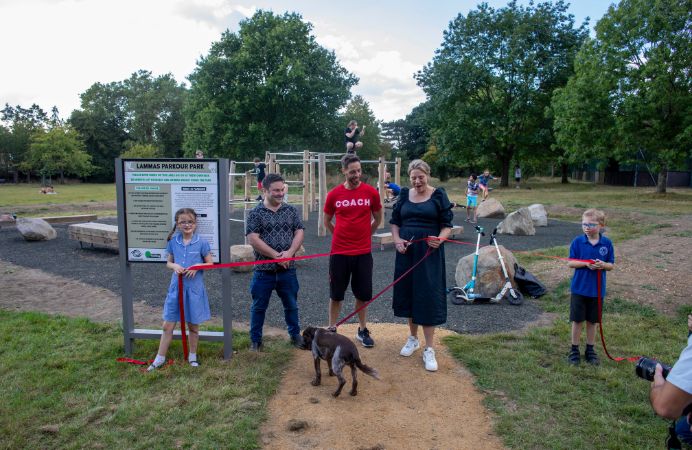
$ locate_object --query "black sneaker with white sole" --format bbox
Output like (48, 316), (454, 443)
(356, 327), (375, 347)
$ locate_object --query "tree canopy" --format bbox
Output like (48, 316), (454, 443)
(24, 125), (93, 184)
(183, 10), (357, 160)
(70, 71), (187, 181)
(416, 0), (588, 185)
(552, 0), (692, 192)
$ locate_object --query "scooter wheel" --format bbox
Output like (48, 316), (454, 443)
(507, 290), (524, 305)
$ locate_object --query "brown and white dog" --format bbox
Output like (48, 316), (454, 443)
(301, 326), (380, 397)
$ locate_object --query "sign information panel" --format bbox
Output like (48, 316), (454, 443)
(122, 159), (220, 262)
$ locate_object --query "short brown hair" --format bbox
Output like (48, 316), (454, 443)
(341, 153), (360, 169)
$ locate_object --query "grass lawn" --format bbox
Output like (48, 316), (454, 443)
(0, 311), (290, 449)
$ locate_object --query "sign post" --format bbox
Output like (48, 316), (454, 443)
(116, 158), (233, 359)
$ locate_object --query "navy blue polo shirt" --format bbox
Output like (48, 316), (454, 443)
(569, 234), (614, 298)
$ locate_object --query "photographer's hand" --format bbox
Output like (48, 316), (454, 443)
(653, 364), (666, 389)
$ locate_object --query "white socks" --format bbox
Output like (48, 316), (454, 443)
(153, 354), (166, 366)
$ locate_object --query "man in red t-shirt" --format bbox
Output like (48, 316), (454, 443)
(324, 154), (383, 347)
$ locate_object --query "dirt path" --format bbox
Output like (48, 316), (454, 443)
(261, 323), (503, 450)
(2, 213), (691, 449)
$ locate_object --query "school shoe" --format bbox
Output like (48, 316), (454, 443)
(290, 334), (305, 349)
(567, 347), (581, 365)
(584, 347), (600, 366)
(356, 327), (375, 348)
(400, 336), (420, 357)
(250, 341), (263, 352)
(423, 347), (438, 371)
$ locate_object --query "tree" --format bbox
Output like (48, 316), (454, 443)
(70, 82), (129, 181)
(70, 72), (187, 181)
(184, 10), (357, 160)
(552, 0), (692, 193)
(24, 126), (93, 184)
(1, 104), (51, 182)
(416, 1), (588, 186)
(120, 143), (162, 159)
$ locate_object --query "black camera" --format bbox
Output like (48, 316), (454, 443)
(635, 357), (672, 381)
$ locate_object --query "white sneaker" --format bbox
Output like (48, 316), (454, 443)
(423, 347), (438, 372)
(400, 336), (420, 357)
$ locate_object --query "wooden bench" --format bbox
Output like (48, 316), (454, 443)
(372, 225), (464, 251)
(39, 214), (98, 224)
(68, 222), (119, 250)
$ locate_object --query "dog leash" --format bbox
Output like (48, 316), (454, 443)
(334, 245), (434, 328)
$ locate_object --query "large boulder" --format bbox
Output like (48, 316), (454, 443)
(16, 218), (57, 241)
(527, 203), (548, 227)
(230, 244), (255, 273)
(496, 208), (535, 236)
(477, 198), (505, 218)
(454, 245), (518, 297)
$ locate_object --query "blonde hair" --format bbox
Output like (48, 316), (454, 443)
(408, 159), (431, 176)
(583, 208), (606, 226)
(167, 208), (197, 241)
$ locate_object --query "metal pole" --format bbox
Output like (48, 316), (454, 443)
(218, 159), (234, 360)
(115, 159), (136, 355)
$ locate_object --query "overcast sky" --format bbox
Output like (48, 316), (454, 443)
(0, 0), (612, 122)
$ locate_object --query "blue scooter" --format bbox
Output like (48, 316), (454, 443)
(449, 225), (492, 305)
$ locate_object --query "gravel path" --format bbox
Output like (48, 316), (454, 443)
(0, 207), (580, 335)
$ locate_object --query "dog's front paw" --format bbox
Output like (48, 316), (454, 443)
(328, 370), (335, 377)
(349, 389), (358, 396)
(331, 390), (341, 397)
(311, 377), (321, 386)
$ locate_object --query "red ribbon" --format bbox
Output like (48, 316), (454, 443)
(125, 235), (642, 365)
(178, 274), (188, 361)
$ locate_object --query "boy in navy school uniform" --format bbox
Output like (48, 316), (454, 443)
(566, 208), (615, 366)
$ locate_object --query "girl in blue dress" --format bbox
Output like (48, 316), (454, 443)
(148, 208), (213, 371)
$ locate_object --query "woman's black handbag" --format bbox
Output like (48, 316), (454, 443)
(513, 263), (547, 298)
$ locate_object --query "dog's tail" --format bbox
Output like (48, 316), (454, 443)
(355, 359), (380, 380)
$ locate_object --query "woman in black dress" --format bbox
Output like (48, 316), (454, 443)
(390, 160), (454, 372)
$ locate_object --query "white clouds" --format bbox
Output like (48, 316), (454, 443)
(316, 31), (425, 121)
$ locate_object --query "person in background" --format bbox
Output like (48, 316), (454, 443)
(344, 120), (365, 154)
(195, 150), (204, 159)
(465, 174), (480, 223)
(390, 159), (453, 372)
(478, 169), (494, 201)
(514, 165), (522, 189)
(385, 180), (401, 202)
(253, 157), (267, 201)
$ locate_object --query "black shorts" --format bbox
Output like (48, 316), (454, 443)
(570, 293), (600, 323)
(329, 253), (373, 302)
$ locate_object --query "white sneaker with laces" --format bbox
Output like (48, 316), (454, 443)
(400, 336), (420, 357)
(423, 347), (438, 372)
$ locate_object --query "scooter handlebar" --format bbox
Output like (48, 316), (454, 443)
(489, 228), (497, 244)
(474, 225), (485, 236)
